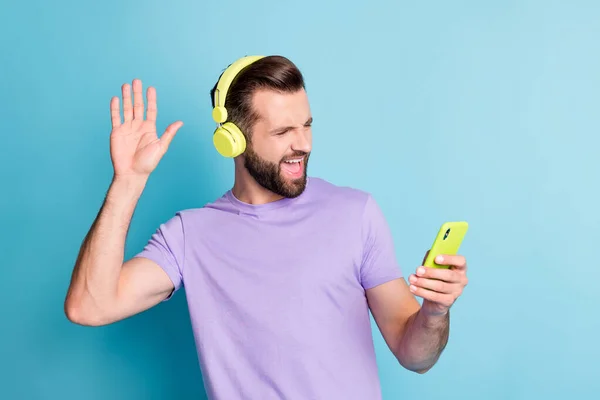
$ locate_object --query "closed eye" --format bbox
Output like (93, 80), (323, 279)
(271, 117), (313, 136)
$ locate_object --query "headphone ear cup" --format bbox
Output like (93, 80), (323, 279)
(213, 122), (246, 158)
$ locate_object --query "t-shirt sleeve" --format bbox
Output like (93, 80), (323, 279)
(359, 195), (403, 290)
(133, 212), (185, 300)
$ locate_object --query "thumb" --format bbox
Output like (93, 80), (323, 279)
(159, 121), (183, 152)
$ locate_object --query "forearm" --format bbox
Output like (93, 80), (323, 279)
(65, 175), (147, 323)
(395, 307), (450, 373)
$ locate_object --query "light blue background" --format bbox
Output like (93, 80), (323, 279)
(1, 0), (598, 398)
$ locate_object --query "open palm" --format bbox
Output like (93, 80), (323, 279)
(109, 79), (183, 178)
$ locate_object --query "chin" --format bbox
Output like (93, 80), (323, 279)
(280, 174), (307, 198)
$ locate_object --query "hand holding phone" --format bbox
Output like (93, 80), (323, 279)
(422, 221), (469, 269)
(408, 221), (470, 315)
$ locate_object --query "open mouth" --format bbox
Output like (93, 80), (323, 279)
(280, 157), (304, 178)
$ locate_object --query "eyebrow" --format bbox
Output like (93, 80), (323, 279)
(270, 117), (313, 134)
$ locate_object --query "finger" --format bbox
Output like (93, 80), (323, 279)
(133, 79), (144, 120)
(408, 274), (455, 294)
(434, 254), (467, 270)
(409, 284), (454, 307)
(146, 86), (157, 123)
(122, 83), (133, 122)
(110, 96), (121, 128)
(415, 266), (462, 283)
(159, 121), (184, 152)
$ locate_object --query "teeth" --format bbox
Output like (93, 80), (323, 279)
(284, 159), (301, 163)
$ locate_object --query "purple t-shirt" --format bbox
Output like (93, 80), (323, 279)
(134, 176), (403, 399)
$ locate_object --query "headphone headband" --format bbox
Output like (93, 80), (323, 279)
(212, 55), (265, 124)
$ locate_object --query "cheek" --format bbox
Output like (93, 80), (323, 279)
(253, 138), (289, 164)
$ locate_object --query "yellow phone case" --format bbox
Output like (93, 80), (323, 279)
(423, 221), (469, 269)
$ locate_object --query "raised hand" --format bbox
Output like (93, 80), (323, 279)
(109, 79), (183, 179)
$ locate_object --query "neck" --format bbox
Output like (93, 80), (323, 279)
(231, 158), (283, 205)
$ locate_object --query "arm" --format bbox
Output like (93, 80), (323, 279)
(366, 278), (449, 374)
(64, 78), (183, 326)
(366, 254), (468, 373)
(396, 302), (450, 374)
(64, 176), (174, 326)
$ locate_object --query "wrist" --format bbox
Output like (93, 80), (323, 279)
(419, 305), (449, 328)
(110, 174), (148, 194)
(105, 174), (147, 213)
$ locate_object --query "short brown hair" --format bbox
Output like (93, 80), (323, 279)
(210, 55), (305, 139)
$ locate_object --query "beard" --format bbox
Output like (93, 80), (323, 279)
(243, 144), (309, 198)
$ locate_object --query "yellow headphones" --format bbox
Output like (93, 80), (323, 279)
(212, 55), (265, 157)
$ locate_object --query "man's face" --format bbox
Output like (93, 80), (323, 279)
(242, 88), (312, 198)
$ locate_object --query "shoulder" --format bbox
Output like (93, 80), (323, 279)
(175, 192), (238, 221)
(307, 177), (392, 245)
(307, 176), (374, 211)
(308, 177), (391, 230)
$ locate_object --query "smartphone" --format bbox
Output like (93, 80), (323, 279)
(423, 221), (469, 269)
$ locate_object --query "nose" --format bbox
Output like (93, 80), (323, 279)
(291, 127), (312, 154)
